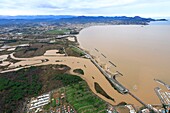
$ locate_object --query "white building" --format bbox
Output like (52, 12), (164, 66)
(125, 105), (136, 113)
(28, 93), (50, 110)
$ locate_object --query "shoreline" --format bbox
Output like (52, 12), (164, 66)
(0, 33), (144, 107)
(76, 34), (145, 107)
(76, 25), (170, 109)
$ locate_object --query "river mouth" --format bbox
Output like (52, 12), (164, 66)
(1, 25), (170, 106)
(78, 25), (170, 105)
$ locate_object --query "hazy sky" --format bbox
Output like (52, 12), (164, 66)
(0, 0), (170, 17)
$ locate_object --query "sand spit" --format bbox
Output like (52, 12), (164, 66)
(1, 49), (141, 107)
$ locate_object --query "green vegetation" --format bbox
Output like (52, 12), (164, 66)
(71, 46), (85, 56)
(9, 75), (41, 101)
(0, 67), (42, 113)
(44, 103), (51, 110)
(4, 39), (17, 44)
(0, 78), (11, 91)
(66, 81), (106, 113)
(94, 82), (115, 102)
(66, 46), (85, 57)
(0, 65), (82, 113)
(14, 43), (62, 58)
(46, 29), (70, 35)
(53, 73), (83, 86)
(73, 68), (84, 75)
(0, 65), (108, 113)
(13, 40), (77, 58)
(51, 98), (56, 107)
(0, 67), (42, 102)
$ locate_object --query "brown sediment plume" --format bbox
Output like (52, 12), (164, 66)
(1, 50), (142, 106)
(78, 25), (170, 105)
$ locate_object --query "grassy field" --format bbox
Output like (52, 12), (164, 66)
(66, 46), (85, 57)
(13, 41), (79, 58)
(46, 29), (70, 35)
(65, 81), (106, 113)
(14, 43), (64, 58)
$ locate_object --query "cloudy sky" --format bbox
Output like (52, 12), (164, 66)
(0, 0), (170, 17)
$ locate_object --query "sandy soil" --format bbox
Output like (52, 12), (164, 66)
(7, 48), (16, 51)
(0, 55), (9, 61)
(0, 49), (5, 51)
(44, 50), (65, 56)
(1, 44), (29, 49)
(67, 37), (75, 42)
(0, 61), (11, 66)
(1, 50), (142, 107)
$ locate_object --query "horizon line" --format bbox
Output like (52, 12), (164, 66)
(0, 15), (169, 19)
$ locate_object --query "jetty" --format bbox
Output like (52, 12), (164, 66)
(109, 61), (117, 67)
(94, 48), (99, 52)
(101, 53), (107, 58)
(154, 79), (170, 90)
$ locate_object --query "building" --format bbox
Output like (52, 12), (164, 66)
(141, 108), (150, 113)
(125, 105), (136, 113)
(27, 93), (50, 111)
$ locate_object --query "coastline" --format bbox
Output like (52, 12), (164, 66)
(0, 33), (144, 107)
(76, 33), (144, 107)
(77, 24), (170, 104)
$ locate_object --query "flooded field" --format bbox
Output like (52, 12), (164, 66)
(1, 50), (141, 106)
(78, 25), (170, 105)
(1, 25), (170, 106)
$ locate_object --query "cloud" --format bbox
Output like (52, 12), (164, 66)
(0, 0), (136, 10)
(0, 0), (169, 17)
